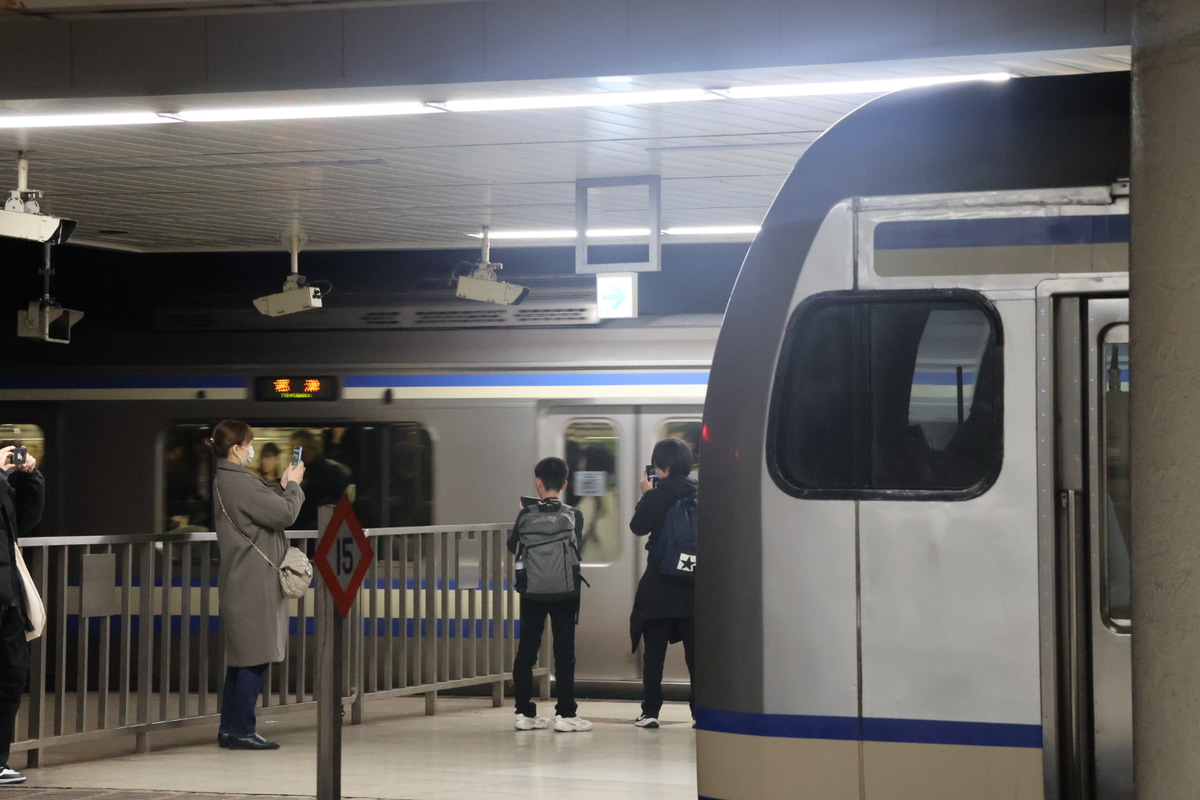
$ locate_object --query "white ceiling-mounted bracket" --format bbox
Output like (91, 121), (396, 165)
(280, 227), (309, 275)
(574, 175), (661, 274)
(7, 152), (43, 214)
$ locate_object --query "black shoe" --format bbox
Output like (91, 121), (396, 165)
(218, 731), (231, 748)
(0, 766), (25, 784)
(226, 733), (280, 750)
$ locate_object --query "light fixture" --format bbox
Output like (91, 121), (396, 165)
(0, 111), (177, 129)
(175, 101), (440, 123)
(434, 88), (718, 113)
(663, 225), (761, 236)
(720, 72), (1011, 100)
(0, 71), (1013, 130)
(468, 225), (761, 240)
(468, 227), (653, 240)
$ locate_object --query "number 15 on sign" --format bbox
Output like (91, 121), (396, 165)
(314, 496), (374, 617)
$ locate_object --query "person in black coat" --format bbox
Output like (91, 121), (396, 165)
(629, 437), (696, 729)
(0, 443), (44, 784)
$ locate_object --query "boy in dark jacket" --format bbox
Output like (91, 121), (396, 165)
(508, 457), (593, 732)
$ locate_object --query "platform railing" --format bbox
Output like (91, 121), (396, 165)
(12, 523), (543, 766)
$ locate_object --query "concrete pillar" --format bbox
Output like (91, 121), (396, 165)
(1130, 1), (1200, 796)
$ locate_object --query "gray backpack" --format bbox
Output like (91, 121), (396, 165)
(515, 501), (583, 600)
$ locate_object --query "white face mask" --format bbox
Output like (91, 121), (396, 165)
(239, 444), (255, 467)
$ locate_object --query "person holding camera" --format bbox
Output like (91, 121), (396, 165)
(0, 443), (44, 784)
(209, 420), (305, 751)
(628, 437), (697, 729)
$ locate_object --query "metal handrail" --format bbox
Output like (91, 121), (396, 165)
(13, 523), (544, 765)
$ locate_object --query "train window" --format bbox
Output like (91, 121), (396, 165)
(1101, 336), (1131, 630)
(0, 424), (45, 468)
(657, 419), (701, 480)
(563, 421), (621, 565)
(163, 423), (432, 533)
(769, 291), (1002, 499)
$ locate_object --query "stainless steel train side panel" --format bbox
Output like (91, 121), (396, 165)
(761, 201), (860, 716)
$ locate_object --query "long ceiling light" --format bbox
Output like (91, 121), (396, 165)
(468, 225), (761, 240)
(469, 228), (653, 240)
(174, 101), (440, 123)
(0, 71), (1011, 130)
(720, 71), (1011, 99)
(435, 88), (718, 113)
(0, 111), (178, 129)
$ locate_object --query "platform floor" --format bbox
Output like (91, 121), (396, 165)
(15, 697), (698, 799)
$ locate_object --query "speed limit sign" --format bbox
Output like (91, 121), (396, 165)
(314, 495), (374, 617)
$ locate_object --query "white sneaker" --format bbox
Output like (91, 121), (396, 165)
(554, 715), (594, 732)
(0, 766), (25, 785)
(634, 714), (659, 728)
(513, 714), (551, 730)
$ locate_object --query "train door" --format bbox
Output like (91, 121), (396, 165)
(1052, 294), (1131, 800)
(539, 406), (702, 686)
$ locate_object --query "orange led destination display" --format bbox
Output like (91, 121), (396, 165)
(254, 375), (339, 401)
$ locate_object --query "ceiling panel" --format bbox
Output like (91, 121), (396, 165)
(0, 47), (1129, 253)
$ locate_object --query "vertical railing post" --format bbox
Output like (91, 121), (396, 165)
(24, 546), (47, 768)
(423, 532), (437, 716)
(135, 542), (154, 753)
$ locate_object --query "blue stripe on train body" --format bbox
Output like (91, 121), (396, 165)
(0, 371), (709, 393)
(695, 707), (1042, 749)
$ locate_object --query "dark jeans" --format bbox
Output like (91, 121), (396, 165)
(641, 617), (695, 719)
(219, 664), (268, 738)
(512, 595), (579, 718)
(0, 605), (28, 766)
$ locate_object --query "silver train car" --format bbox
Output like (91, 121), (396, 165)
(698, 72), (1132, 799)
(0, 317), (718, 692)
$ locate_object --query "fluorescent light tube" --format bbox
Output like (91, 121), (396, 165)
(722, 72), (1011, 100)
(471, 226), (760, 240)
(176, 102), (440, 122)
(439, 88), (716, 113)
(663, 225), (761, 235)
(0, 112), (178, 129)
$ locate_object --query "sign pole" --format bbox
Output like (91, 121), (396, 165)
(316, 503), (342, 800)
(314, 495), (374, 800)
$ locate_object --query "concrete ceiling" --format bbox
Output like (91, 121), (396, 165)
(0, 45), (1129, 254)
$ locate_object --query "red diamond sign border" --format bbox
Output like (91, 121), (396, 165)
(313, 494), (375, 618)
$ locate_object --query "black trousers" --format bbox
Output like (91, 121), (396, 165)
(0, 605), (29, 767)
(512, 595), (579, 718)
(641, 617), (695, 719)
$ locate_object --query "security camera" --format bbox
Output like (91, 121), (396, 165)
(455, 272), (530, 306)
(0, 207), (76, 244)
(253, 274), (323, 317)
(17, 300), (83, 344)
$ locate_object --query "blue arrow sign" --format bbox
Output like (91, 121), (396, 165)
(595, 273), (636, 318)
(603, 286), (626, 311)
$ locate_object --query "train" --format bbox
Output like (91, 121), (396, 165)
(0, 314), (719, 693)
(698, 71), (1131, 799)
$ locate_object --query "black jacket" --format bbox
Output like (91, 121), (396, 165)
(629, 475), (696, 651)
(0, 468), (45, 609)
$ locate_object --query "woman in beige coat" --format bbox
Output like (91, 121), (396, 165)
(210, 420), (305, 750)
